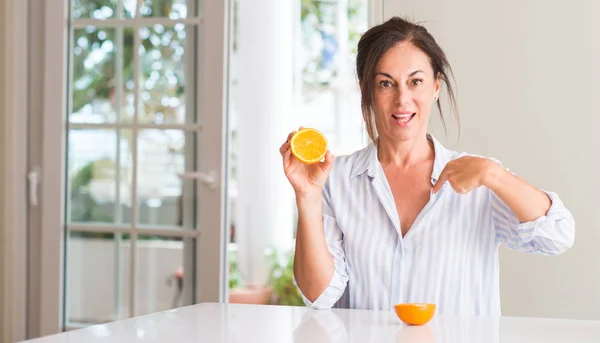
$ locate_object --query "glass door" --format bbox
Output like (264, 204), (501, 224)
(32, 0), (229, 334)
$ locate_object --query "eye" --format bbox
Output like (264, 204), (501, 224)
(379, 80), (393, 88)
(410, 79), (423, 86)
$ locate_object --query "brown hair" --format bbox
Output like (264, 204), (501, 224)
(356, 16), (459, 142)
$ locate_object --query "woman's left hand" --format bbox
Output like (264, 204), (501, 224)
(432, 156), (500, 194)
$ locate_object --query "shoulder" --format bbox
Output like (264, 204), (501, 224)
(331, 144), (374, 180)
(332, 148), (365, 173)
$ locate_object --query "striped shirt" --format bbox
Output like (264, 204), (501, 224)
(296, 133), (575, 315)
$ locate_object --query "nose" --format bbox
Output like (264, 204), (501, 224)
(394, 85), (410, 106)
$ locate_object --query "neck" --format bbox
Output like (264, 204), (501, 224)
(377, 134), (434, 169)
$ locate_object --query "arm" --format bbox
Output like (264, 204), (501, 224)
(293, 183), (349, 309)
(485, 162), (551, 222)
(279, 128), (347, 308)
(293, 193), (334, 301)
(486, 161), (575, 254)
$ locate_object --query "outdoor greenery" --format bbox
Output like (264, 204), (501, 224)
(70, 161), (110, 222)
(300, 0), (366, 91)
(228, 246), (244, 290)
(228, 246), (304, 306)
(72, 0), (366, 121)
(266, 248), (304, 306)
(72, 0), (186, 123)
(70, 0), (187, 225)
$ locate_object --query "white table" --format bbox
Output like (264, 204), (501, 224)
(21, 303), (600, 342)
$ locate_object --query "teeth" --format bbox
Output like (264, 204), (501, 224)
(393, 114), (413, 123)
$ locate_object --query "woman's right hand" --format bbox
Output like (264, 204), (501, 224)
(279, 127), (335, 197)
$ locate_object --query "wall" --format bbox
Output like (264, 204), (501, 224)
(383, 0), (600, 319)
(0, 0), (29, 341)
(0, 0), (6, 338)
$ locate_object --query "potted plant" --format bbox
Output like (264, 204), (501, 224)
(228, 245), (272, 304)
(266, 248), (305, 306)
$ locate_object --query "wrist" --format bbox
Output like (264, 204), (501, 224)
(295, 189), (322, 201)
(295, 192), (323, 215)
(483, 159), (504, 192)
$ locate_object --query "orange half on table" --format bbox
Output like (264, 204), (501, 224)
(290, 128), (328, 164)
(394, 303), (436, 325)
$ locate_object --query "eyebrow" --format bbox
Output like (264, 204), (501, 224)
(375, 70), (426, 79)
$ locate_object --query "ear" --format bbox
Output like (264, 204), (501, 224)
(434, 72), (441, 98)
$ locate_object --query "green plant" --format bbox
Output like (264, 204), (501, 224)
(266, 248), (304, 306)
(228, 247), (244, 290)
(70, 159), (114, 225)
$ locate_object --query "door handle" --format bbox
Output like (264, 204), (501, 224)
(177, 170), (218, 190)
(27, 167), (41, 206)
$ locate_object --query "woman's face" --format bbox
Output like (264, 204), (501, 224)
(372, 42), (441, 143)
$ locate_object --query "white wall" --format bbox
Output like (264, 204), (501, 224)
(383, 0), (600, 319)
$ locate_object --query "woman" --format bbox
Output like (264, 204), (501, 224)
(279, 17), (575, 315)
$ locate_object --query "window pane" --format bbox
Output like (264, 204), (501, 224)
(138, 24), (195, 124)
(136, 130), (196, 229)
(72, 0), (117, 20)
(140, 0), (189, 19)
(72, 0), (138, 19)
(297, 0), (368, 155)
(71, 27), (135, 124)
(68, 129), (132, 224)
(135, 235), (192, 316)
(66, 232), (129, 324)
(123, 0), (137, 18)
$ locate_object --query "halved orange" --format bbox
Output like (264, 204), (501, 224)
(394, 303), (436, 325)
(290, 128), (328, 164)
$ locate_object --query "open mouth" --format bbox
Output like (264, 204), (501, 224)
(392, 113), (416, 124)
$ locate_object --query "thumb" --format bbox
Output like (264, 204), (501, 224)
(321, 150), (335, 173)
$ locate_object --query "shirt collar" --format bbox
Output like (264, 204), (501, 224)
(349, 133), (450, 183)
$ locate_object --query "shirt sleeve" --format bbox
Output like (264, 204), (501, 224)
(293, 180), (349, 309)
(489, 162), (575, 255)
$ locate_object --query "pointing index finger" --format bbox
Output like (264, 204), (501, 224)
(432, 168), (449, 194)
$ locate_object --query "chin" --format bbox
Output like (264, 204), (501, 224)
(391, 126), (424, 141)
